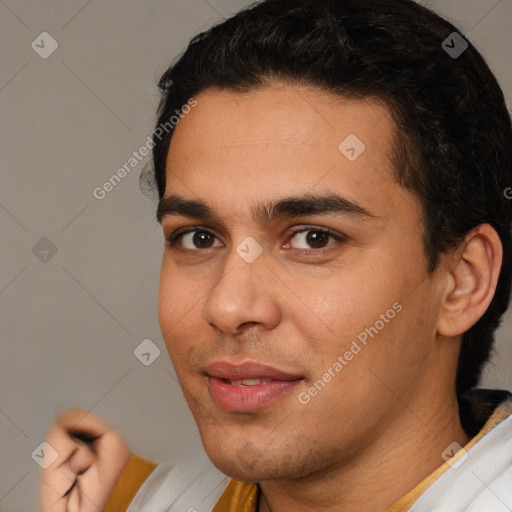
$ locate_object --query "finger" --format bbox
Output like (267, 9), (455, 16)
(41, 409), (109, 496)
(55, 409), (113, 441)
(67, 485), (80, 512)
(68, 444), (95, 475)
(41, 461), (76, 497)
(63, 412), (131, 489)
(41, 442), (83, 498)
(41, 480), (69, 512)
(41, 409), (130, 512)
(41, 411), (100, 509)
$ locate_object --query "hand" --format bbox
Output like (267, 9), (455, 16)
(40, 409), (131, 512)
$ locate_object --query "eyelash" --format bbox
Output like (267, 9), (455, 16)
(164, 226), (346, 252)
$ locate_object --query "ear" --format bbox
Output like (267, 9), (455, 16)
(437, 224), (503, 338)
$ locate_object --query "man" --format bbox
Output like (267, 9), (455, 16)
(41, 0), (512, 510)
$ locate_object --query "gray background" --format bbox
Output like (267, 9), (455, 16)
(1, 0), (511, 510)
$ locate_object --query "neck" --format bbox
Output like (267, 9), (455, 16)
(258, 392), (470, 512)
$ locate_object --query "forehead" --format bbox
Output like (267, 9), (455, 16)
(169, 84), (395, 160)
(164, 84), (420, 226)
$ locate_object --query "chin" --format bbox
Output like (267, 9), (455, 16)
(200, 434), (272, 483)
(211, 458), (264, 484)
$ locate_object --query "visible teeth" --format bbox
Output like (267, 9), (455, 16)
(231, 378), (263, 386)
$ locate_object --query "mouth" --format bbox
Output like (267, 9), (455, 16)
(204, 361), (304, 412)
(219, 377), (274, 386)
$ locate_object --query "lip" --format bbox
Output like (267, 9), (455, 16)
(204, 360), (302, 381)
(205, 360), (304, 412)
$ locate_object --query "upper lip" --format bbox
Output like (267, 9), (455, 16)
(205, 361), (303, 381)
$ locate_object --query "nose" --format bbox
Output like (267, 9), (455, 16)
(202, 247), (282, 336)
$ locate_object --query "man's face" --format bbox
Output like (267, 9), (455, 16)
(158, 84), (446, 483)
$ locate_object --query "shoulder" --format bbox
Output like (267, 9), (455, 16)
(125, 449), (230, 512)
(409, 391), (512, 512)
(103, 454), (158, 512)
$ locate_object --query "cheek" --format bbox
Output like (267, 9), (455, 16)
(157, 262), (203, 357)
(297, 266), (399, 343)
(157, 263), (176, 333)
(293, 259), (427, 388)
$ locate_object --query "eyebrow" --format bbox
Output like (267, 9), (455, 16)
(157, 193), (375, 224)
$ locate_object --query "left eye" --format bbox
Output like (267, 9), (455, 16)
(287, 228), (343, 250)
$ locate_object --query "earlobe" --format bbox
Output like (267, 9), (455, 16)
(437, 224), (502, 338)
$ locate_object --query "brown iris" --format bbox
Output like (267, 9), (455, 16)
(305, 230), (330, 249)
(193, 231), (215, 248)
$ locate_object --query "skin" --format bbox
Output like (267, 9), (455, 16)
(157, 83), (502, 512)
(40, 409), (130, 512)
(41, 83), (502, 511)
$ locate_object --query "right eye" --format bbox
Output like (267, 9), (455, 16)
(166, 229), (223, 251)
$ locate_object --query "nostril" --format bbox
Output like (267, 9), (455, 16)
(236, 321), (259, 334)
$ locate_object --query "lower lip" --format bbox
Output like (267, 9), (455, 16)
(208, 377), (302, 412)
